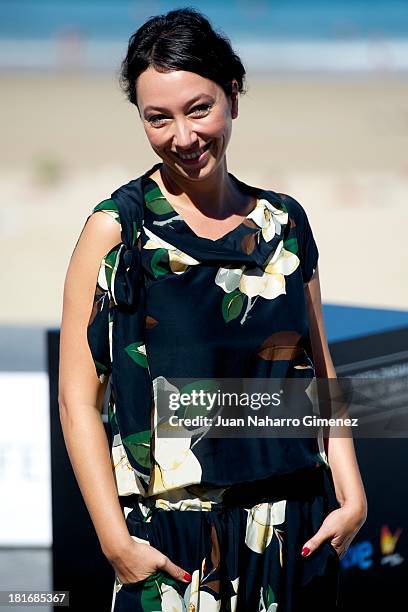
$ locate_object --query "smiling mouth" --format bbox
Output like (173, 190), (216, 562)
(174, 141), (212, 161)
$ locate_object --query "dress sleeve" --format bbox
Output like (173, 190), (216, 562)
(298, 206), (319, 284)
(86, 199), (121, 383)
(279, 192), (319, 284)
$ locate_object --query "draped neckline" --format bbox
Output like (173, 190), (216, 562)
(142, 163), (268, 245)
(139, 162), (290, 271)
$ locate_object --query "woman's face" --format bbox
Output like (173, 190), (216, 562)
(135, 67), (238, 181)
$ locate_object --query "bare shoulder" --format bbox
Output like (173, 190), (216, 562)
(59, 210), (121, 408)
(75, 209), (121, 261)
(63, 209), (122, 318)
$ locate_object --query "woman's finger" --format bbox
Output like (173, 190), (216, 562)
(159, 556), (192, 583)
(301, 525), (332, 557)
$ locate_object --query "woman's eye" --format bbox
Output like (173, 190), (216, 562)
(147, 114), (168, 126)
(146, 104), (212, 127)
(190, 104), (212, 116)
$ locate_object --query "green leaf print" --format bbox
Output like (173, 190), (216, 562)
(179, 379), (222, 418)
(124, 341), (148, 368)
(140, 571), (181, 612)
(108, 404), (119, 437)
(283, 237), (299, 254)
(122, 430), (151, 469)
(145, 187), (174, 215)
(94, 360), (108, 373)
(103, 248), (119, 289)
(151, 248), (169, 278)
(222, 290), (244, 322)
(266, 584), (276, 607)
(92, 198), (119, 217)
(132, 220), (139, 246)
(278, 200), (288, 214)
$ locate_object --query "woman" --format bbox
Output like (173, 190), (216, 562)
(59, 8), (367, 611)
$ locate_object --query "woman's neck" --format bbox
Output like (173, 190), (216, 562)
(156, 159), (251, 219)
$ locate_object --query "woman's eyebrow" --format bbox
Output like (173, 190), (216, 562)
(143, 94), (213, 115)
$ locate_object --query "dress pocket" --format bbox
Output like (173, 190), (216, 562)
(121, 577), (147, 592)
(121, 569), (163, 591)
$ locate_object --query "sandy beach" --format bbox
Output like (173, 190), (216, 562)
(1, 72), (407, 324)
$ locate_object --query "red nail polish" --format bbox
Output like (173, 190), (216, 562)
(183, 571), (192, 582)
(301, 546), (311, 557)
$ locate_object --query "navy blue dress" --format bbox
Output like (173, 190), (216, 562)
(86, 163), (341, 611)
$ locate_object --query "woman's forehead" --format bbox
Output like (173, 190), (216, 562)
(136, 68), (220, 108)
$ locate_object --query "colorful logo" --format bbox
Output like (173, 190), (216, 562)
(341, 524), (404, 570)
(380, 525), (404, 567)
(341, 540), (373, 570)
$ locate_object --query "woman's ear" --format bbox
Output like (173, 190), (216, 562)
(230, 80), (239, 119)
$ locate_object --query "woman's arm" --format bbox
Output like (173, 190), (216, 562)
(58, 211), (191, 584)
(302, 265), (367, 557)
(59, 211), (132, 559)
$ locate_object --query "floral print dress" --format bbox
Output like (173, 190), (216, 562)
(86, 163), (341, 611)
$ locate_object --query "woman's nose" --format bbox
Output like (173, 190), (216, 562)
(173, 119), (198, 149)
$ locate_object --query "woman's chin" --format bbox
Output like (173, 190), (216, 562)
(165, 154), (218, 180)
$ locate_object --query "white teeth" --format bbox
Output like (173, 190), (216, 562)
(179, 149), (202, 160)
(177, 143), (210, 160)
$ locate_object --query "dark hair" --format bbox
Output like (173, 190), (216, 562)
(118, 7), (247, 107)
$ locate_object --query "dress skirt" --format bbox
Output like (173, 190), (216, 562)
(110, 466), (340, 612)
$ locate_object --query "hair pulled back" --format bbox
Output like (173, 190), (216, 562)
(119, 7), (247, 107)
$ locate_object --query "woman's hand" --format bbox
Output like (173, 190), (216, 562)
(301, 502), (368, 560)
(106, 538), (192, 586)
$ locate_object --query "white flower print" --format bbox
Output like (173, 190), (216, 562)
(246, 197), (288, 243)
(143, 225), (200, 274)
(149, 377), (203, 495)
(215, 241), (300, 323)
(245, 499), (286, 554)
